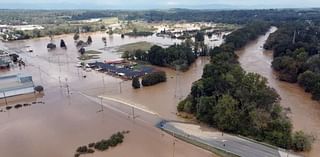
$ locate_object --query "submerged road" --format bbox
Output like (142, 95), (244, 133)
(82, 92), (300, 157)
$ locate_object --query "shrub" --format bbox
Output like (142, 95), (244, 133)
(14, 104), (23, 109)
(132, 77), (141, 89)
(76, 146), (88, 153)
(47, 43), (56, 49)
(88, 143), (95, 148)
(6, 106), (12, 110)
(291, 131), (314, 152)
(34, 85), (44, 93)
(87, 149), (94, 153)
(141, 71), (166, 86)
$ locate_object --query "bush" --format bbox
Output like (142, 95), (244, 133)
(87, 149), (94, 153)
(132, 77), (141, 89)
(291, 131), (314, 152)
(76, 146), (88, 153)
(88, 143), (95, 148)
(34, 85), (44, 93)
(47, 43), (56, 49)
(141, 71), (166, 86)
(76, 40), (87, 47)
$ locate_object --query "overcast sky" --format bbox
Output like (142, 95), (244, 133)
(0, 0), (319, 9)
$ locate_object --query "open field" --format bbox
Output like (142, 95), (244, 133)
(117, 41), (154, 52)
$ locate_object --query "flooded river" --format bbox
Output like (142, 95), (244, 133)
(237, 27), (320, 157)
(0, 31), (221, 157)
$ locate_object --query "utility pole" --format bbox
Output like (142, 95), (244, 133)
(59, 76), (62, 88)
(172, 131), (176, 157)
(132, 107), (135, 119)
(65, 78), (70, 96)
(3, 92), (7, 106)
(102, 75), (105, 93)
(39, 66), (42, 83)
(119, 81), (123, 94)
(100, 97), (104, 112)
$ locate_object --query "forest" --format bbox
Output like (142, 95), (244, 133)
(122, 43), (197, 70)
(1, 9), (320, 25)
(264, 21), (320, 100)
(178, 21), (314, 151)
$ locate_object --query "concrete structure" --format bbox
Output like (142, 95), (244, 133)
(0, 74), (35, 99)
(0, 50), (11, 68)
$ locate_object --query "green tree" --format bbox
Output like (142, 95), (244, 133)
(291, 131), (314, 152)
(102, 37), (107, 46)
(213, 94), (239, 132)
(87, 36), (93, 44)
(60, 39), (67, 48)
(73, 33), (80, 41)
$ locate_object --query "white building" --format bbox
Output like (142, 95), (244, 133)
(0, 74), (35, 98)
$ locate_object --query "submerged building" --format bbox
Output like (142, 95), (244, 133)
(0, 74), (34, 98)
(0, 50), (11, 68)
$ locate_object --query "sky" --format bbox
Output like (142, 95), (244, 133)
(0, 0), (319, 9)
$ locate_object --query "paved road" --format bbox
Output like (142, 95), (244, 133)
(81, 93), (300, 157)
(161, 121), (301, 157)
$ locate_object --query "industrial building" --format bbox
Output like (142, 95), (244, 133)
(0, 74), (34, 99)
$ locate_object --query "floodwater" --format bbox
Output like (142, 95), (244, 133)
(237, 27), (320, 157)
(0, 30), (222, 157)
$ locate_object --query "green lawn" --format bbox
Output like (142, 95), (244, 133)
(117, 41), (153, 52)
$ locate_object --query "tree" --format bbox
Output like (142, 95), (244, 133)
(133, 27), (138, 35)
(47, 43), (56, 50)
(108, 27), (113, 35)
(141, 71), (166, 86)
(213, 94), (239, 132)
(79, 47), (85, 55)
(76, 40), (86, 47)
(87, 36), (93, 45)
(60, 39), (67, 48)
(34, 85), (44, 93)
(102, 37), (107, 46)
(73, 33), (80, 41)
(132, 77), (141, 89)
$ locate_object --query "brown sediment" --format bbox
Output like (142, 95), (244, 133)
(237, 27), (320, 157)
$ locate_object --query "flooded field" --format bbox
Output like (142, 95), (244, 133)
(0, 29), (222, 157)
(237, 27), (320, 157)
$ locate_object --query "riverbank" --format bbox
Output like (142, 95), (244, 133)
(237, 27), (320, 157)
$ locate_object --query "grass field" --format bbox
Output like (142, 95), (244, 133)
(117, 41), (153, 52)
(85, 50), (103, 54)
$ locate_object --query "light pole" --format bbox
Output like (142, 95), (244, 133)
(65, 78), (70, 96)
(119, 81), (124, 94)
(3, 92), (7, 106)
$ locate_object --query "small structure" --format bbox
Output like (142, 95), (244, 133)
(0, 50), (11, 68)
(0, 74), (34, 98)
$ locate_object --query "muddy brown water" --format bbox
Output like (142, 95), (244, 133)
(0, 31), (220, 157)
(237, 27), (320, 157)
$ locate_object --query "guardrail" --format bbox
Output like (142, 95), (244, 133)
(158, 121), (240, 157)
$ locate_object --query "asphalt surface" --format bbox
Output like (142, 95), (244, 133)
(161, 122), (300, 157)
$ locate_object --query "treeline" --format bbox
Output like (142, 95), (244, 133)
(3, 9), (320, 26)
(122, 43), (196, 70)
(141, 71), (167, 86)
(264, 21), (320, 100)
(178, 22), (314, 151)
